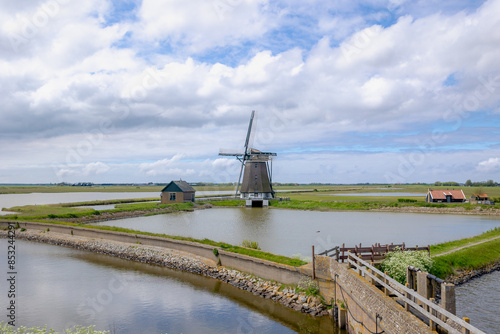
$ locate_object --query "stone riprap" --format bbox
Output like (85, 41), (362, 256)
(447, 262), (500, 285)
(0, 229), (329, 317)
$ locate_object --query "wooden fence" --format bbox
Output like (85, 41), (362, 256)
(347, 252), (485, 334)
(337, 242), (430, 264)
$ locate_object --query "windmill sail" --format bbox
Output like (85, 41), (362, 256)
(218, 110), (277, 207)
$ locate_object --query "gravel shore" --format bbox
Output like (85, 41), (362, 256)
(0, 229), (329, 317)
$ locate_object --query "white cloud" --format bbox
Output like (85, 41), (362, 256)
(477, 158), (500, 172)
(0, 0), (499, 183)
(82, 162), (110, 175)
(134, 0), (274, 53)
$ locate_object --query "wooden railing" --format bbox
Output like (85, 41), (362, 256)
(347, 252), (485, 334)
(339, 242), (430, 264)
(317, 246), (339, 260)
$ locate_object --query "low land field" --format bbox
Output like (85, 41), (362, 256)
(2, 184), (500, 281)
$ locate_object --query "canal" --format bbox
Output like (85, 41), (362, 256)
(455, 270), (500, 334)
(1, 192), (499, 333)
(0, 240), (339, 334)
(92, 207), (500, 258)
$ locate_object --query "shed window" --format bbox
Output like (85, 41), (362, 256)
(169, 193), (176, 201)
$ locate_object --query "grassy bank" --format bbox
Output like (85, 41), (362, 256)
(268, 198), (496, 211)
(431, 238), (500, 278)
(430, 227), (500, 278)
(431, 227), (500, 255)
(4, 221), (307, 267)
(4, 201), (194, 221)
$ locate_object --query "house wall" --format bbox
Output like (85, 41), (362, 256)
(161, 191), (184, 204)
(182, 191), (195, 202)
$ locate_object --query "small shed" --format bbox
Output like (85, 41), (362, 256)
(471, 193), (489, 201)
(426, 189), (466, 203)
(471, 193), (489, 204)
(161, 180), (196, 204)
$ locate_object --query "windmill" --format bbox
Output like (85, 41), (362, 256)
(219, 110), (277, 207)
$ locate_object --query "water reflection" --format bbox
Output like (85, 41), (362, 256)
(94, 208), (500, 258)
(2, 240), (340, 334)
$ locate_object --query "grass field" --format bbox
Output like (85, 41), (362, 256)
(2, 183), (500, 199)
(431, 237), (500, 278)
(431, 227), (500, 256)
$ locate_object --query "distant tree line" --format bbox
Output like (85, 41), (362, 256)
(433, 181), (460, 186)
(464, 179), (498, 187)
(433, 180), (498, 187)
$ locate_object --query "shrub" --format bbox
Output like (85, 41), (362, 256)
(240, 239), (261, 250)
(380, 248), (433, 284)
(213, 248), (219, 257)
(398, 198), (417, 203)
(297, 277), (320, 296)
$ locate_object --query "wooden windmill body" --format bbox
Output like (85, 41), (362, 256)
(219, 111), (277, 207)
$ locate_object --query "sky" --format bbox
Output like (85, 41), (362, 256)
(1, 0), (500, 184)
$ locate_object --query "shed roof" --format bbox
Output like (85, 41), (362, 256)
(161, 180), (195, 193)
(472, 193), (488, 198)
(428, 189), (465, 200)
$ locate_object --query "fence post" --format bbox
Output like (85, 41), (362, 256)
(416, 271), (431, 306)
(384, 271), (390, 296)
(429, 298), (437, 331)
(312, 245), (316, 280)
(405, 283), (410, 311)
(462, 317), (470, 334)
(441, 282), (456, 317)
(342, 243), (345, 263)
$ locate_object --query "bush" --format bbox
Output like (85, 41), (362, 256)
(397, 198), (417, 203)
(297, 277), (320, 296)
(240, 239), (261, 250)
(380, 248), (433, 284)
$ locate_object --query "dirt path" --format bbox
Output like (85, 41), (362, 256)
(433, 235), (500, 257)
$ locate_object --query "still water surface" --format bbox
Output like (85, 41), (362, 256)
(0, 191), (231, 209)
(0, 240), (338, 334)
(94, 208), (500, 258)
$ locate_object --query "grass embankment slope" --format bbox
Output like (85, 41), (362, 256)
(4, 199), (184, 221)
(430, 227), (500, 279)
(2, 199), (305, 267)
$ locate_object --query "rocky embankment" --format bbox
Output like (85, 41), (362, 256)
(446, 262), (500, 285)
(0, 229), (329, 317)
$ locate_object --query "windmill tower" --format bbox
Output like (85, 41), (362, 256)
(219, 111), (277, 207)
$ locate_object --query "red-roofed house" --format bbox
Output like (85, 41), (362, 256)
(426, 189), (466, 203)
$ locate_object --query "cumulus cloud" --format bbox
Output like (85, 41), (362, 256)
(82, 162), (110, 175)
(0, 0), (499, 183)
(477, 158), (500, 172)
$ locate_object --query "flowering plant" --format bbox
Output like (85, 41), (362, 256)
(380, 248), (433, 284)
